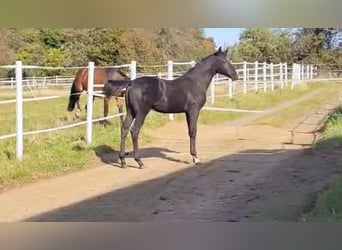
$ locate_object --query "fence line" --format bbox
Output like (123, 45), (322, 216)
(0, 59), (329, 160)
(202, 107), (266, 113)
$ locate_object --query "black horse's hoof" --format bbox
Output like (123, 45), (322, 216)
(120, 160), (127, 169)
(136, 160), (144, 169)
(192, 157), (201, 165)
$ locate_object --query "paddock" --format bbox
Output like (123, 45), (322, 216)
(0, 58), (341, 221)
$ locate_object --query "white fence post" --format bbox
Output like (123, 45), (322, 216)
(291, 63), (301, 89)
(228, 80), (233, 98)
(279, 62), (283, 89)
(130, 61), (136, 80)
(263, 62), (267, 92)
(210, 76), (215, 104)
(310, 65), (313, 79)
(243, 61), (247, 94)
(167, 60), (174, 121)
(43, 77), (47, 90)
(270, 63), (274, 91)
(86, 62), (95, 145)
(15, 61), (23, 160)
(210, 61), (215, 104)
(301, 64), (304, 80)
(254, 61), (258, 92)
(284, 62), (287, 87)
(291, 63), (295, 89)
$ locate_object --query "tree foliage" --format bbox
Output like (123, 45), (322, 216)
(0, 28), (215, 77)
(231, 28), (293, 63)
(231, 28), (341, 69)
(0, 28), (340, 78)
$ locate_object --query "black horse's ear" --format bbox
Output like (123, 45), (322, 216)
(223, 48), (229, 55)
(214, 46), (222, 55)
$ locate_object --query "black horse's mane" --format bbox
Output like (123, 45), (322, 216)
(181, 50), (221, 77)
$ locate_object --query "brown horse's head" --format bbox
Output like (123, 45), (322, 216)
(116, 67), (130, 80)
(67, 68), (87, 112)
(67, 80), (78, 111)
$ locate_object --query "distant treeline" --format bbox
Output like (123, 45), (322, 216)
(0, 28), (215, 77)
(0, 28), (341, 77)
(230, 28), (342, 73)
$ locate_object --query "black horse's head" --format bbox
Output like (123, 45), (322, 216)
(213, 47), (239, 81)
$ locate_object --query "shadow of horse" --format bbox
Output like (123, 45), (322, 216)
(94, 145), (189, 168)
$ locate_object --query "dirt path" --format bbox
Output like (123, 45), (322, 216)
(1, 90), (342, 222)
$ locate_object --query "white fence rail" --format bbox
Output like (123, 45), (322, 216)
(0, 60), (328, 160)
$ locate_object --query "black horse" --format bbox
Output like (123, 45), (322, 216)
(105, 47), (238, 168)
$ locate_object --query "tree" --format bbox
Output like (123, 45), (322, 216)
(0, 29), (16, 77)
(292, 28), (341, 62)
(118, 28), (162, 73)
(61, 28), (92, 67)
(0, 28), (216, 76)
(86, 28), (123, 66)
(39, 28), (65, 49)
(231, 28), (293, 63)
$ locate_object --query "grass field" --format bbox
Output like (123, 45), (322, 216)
(302, 107), (342, 221)
(0, 81), (339, 190)
(0, 88), (169, 189)
(303, 178), (342, 221)
(251, 83), (341, 128)
(197, 81), (336, 125)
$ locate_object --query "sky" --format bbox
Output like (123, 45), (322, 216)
(203, 28), (245, 48)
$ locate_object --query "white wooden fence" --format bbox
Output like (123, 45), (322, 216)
(0, 60), (317, 160)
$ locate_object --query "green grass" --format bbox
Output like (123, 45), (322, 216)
(251, 82), (341, 128)
(303, 179), (342, 221)
(301, 107), (342, 221)
(315, 106), (342, 151)
(0, 90), (169, 189)
(175, 82), (332, 125)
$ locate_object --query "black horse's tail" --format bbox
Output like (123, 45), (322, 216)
(103, 79), (132, 97)
(67, 80), (78, 112)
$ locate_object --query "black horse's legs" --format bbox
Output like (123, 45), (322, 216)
(119, 112), (134, 168)
(130, 114), (148, 169)
(185, 108), (200, 164)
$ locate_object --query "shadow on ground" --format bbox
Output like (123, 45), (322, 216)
(93, 145), (188, 167)
(22, 147), (342, 222)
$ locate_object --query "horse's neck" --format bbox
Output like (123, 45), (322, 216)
(187, 60), (216, 90)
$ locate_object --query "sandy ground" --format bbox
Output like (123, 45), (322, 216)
(0, 90), (341, 222)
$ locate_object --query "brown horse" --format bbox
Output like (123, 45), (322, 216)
(67, 67), (130, 124)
